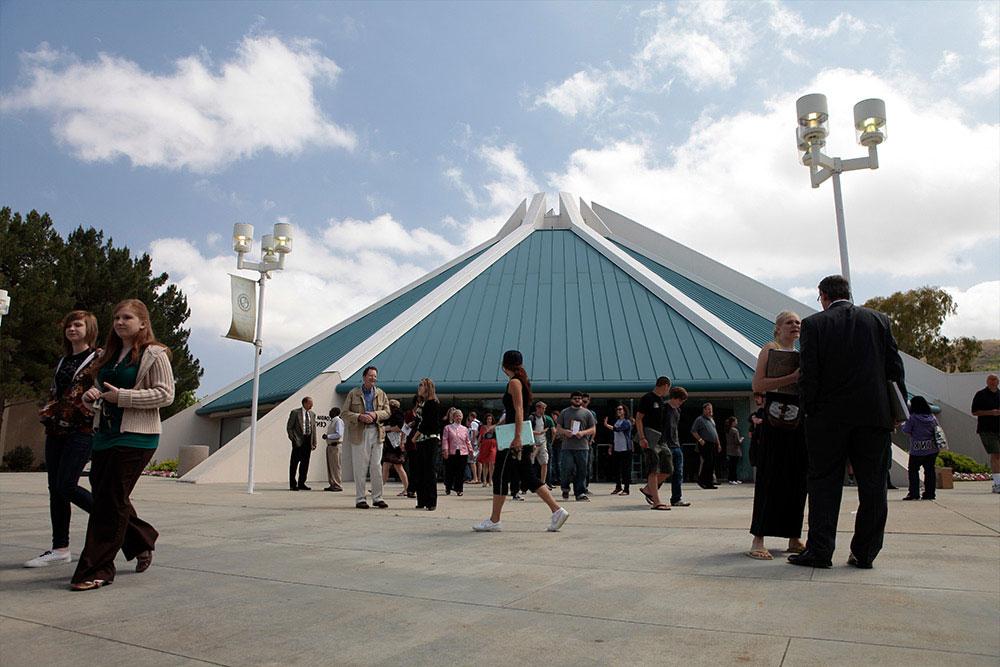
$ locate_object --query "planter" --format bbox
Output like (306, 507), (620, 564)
(935, 466), (953, 490)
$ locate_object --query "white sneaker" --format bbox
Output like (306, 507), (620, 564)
(24, 550), (71, 568)
(992, 482), (1000, 494)
(472, 518), (502, 532)
(547, 507), (570, 532)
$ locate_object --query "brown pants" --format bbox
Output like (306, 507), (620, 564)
(72, 447), (158, 584)
(326, 444), (342, 487)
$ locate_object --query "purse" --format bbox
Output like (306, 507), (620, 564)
(933, 425), (948, 450)
(765, 392), (800, 430)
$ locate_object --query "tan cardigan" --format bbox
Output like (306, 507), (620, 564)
(88, 345), (175, 435)
(341, 385), (390, 444)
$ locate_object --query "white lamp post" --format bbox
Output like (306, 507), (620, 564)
(0, 289), (9, 328)
(232, 222), (293, 494)
(796, 94), (887, 284)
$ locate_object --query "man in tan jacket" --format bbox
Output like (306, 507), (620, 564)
(342, 366), (391, 508)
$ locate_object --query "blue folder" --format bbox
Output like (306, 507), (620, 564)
(494, 421), (533, 451)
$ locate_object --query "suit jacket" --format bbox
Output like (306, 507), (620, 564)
(799, 301), (906, 430)
(342, 385), (390, 444)
(286, 407), (318, 448)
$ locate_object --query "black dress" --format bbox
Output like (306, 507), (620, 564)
(493, 386), (543, 496)
(750, 410), (808, 538)
(413, 399), (441, 509)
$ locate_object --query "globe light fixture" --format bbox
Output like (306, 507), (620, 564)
(795, 93), (887, 283)
(231, 221), (295, 493)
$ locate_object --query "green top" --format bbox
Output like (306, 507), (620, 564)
(92, 356), (159, 452)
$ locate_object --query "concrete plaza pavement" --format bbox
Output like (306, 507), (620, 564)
(1, 472), (998, 666)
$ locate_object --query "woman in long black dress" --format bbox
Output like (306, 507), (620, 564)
(747, 311), (807, 560)
(472, 350), (569, 532)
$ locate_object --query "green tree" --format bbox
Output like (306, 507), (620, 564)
(0, 207), (203, 421)
(864, 286), (982, 372)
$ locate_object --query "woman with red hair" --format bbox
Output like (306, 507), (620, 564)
(72, 299), (174, 591)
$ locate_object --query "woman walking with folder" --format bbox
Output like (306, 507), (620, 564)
(473, 350), (569, 532)
(747, 311), (807, 560)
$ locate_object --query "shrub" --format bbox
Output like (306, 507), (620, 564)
(936, 450), (989, 474)
(2, 446), (35, 472)
(145, 458), (178, 473)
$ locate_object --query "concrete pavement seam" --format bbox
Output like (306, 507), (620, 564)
(0, 613), (232, 666)
(147, 563), (1000, 659)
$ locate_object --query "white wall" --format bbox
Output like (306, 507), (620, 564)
(156, 403), (220, 462)
(180, 372), (343, 484)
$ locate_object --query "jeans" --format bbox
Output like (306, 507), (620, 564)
(560, 448), (589, 498)
(908, 453), (936, 499)
(549, 444), (561, 485)
(669, 447), (685, 503)
(45, 432), (94, 550)
(612, 450), (632, 491)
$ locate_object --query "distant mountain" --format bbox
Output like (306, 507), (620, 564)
(973, 339), (1000, 372)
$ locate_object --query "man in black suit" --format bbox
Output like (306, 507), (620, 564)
(287, 396), (318, 490)
(790, 275), (905, 569)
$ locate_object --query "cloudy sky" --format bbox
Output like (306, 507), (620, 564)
(2, 0), (997, 396)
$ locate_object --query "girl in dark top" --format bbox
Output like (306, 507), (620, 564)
(25, 311), (101, 569)
(413, 378), (442, 510)
(473, 350), (569, 532)
(381, 399), (409, 497)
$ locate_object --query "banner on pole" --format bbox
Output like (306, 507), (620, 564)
(225, 274), (257, 343)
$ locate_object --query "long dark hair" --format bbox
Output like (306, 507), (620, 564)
(91, 299), (170, 377)
(501, 349), (532, 407)
(909, 396), (932, 415)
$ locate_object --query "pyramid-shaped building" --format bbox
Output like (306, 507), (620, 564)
(161, 193), (980, 484)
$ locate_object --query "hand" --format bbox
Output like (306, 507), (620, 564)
(639, 437), (648, 449)
(358, 413), (371, 424)
(83, 387), (102, 402)
(789, 369), (801, 382)
(100, 383), (120, 404)
(716, 444), (722, 454)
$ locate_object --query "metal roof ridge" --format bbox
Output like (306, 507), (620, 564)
(320, 204), (543, 381)
(560, 193), (760, 367)
(589, 201), (815, 321)
(191, 201), (525, 410)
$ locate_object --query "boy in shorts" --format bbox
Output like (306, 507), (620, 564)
(643, 386), (688, 510)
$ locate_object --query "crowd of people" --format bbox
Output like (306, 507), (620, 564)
(23, 275), (1000, 590)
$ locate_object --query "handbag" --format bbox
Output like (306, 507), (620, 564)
(765, 392), (800, 430)
(933, 424), (948, 450)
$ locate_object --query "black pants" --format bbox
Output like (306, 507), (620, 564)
(494, 448), (543, 496)
(908, 453), (937, 499)
(414, 438), (440, 508)
(45, 432), (94, 550)
(72, 446), (158, 584)
(698, 442), (718, 486)
(727, 455), (741, 482)
(805, 414), (891, 563)
(612, 450), (632, 491)
(289, 442), (311, 488)
(444, 453), (466, 494)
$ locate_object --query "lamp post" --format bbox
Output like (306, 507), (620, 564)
(795, 94), (887, 284)
(232, 222), (293, 494)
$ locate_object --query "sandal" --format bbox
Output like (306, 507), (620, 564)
(784, 544), (806, 554)
(70, 579), (112, 591)
(136, 550), (153, 573)
(650, 504), (671, 510)
(396, 491), (409, 497)
(746, 550), (773, 561)
(639, 488), (654, 505)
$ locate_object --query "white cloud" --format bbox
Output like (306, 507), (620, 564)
(933, 50), (961, 78)
(635, 1), (755, 90)
(0, 36), (356, 172)
(548, 69), (999, 288)
(941, 281), (1000, 340)
(150, 215), (464, 354)
(767, 2), (866, 40)
(534, 70), (608, 117)
(960, 3), (1000, 97)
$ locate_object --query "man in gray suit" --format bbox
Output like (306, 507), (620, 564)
(791, 275), (905, 569)
(287, 396), (317, 491)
